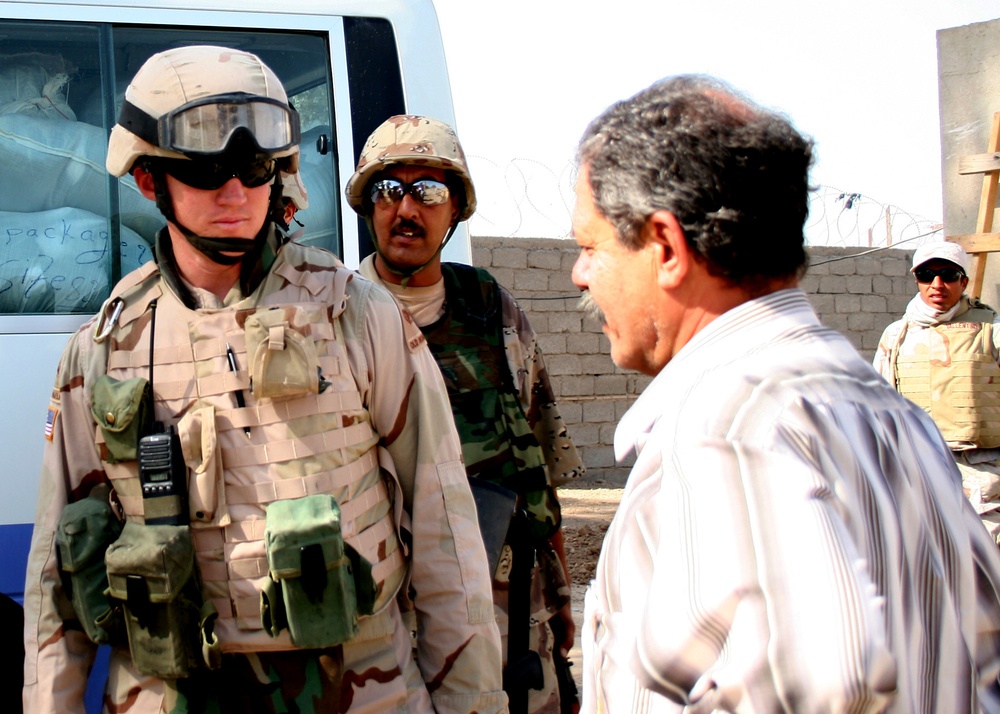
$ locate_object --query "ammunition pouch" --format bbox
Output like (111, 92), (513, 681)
(91, 375), (152, 463)
(105, 522), (218, 679)
(55, 494), (123, 644)
(261, 495), (376, 649)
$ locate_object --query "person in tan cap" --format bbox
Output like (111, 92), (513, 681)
(22, 46), (505, 713)
(346, 115), (585, 714)
(874, 241), (1000, 541)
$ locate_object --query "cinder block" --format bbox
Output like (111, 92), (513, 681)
(546, 354), (583, 376)
(549, 312), (584, 333)
(846, 275), (873, 294)
(536, 333), (567, 355)
(819, 275), (848, 294)
(829, 258), (856, 276)
(834, 294), (861, 314)
(528, 250), (564, 270)
(513, 269), (549, 291)
(471, 247), (492, 267)
(583, 399), (616, 422)
(493, 247), (528, 269)
(860, 294), (887, 313)
(594, 375), (628, 396)
(560, 375), (597, 396)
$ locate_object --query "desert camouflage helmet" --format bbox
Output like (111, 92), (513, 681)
(106, 45), (301, 177)
(345, 115), (476, 221)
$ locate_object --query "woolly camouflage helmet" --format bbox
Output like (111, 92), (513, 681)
(106, 45), (301, 177)
(345, 115), (476, 221)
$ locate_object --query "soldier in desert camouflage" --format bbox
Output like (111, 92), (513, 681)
(23, 46), (505, 713)
(874, 241), (1000, 542)
(346, 115), (585, 714)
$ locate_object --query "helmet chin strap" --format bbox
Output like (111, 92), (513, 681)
(367, 218), (458, 288)
(151, 171), (283, 265)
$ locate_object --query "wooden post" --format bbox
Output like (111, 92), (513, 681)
(948, 111), (1000, 299)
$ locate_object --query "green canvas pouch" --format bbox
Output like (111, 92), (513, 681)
(105, 522), (210, 679)
(56, 494), (123, 644)
(263, 495), (375, 649)
(91, 375), (151, 463)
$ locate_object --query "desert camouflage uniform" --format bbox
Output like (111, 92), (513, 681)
(23, 233), (506, 713)
(874, 294), (1000, 542)
(360, 257), (584, 714)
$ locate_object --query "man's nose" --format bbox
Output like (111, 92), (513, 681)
(397, 192), (422, 217)
(571, 252), (588, 289)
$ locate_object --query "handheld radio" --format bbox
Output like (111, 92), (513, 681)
(137, 299), (188, 525)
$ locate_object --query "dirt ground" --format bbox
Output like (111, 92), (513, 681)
(557, 484), (624, 690)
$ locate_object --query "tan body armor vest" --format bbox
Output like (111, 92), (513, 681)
(893, 305), (1000, 448)
(96, 244), (405, 652)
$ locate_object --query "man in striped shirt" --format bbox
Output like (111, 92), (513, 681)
(571, 74), (1000, 713)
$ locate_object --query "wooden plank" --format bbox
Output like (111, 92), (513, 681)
(969, 112), (1000, 298)
(948, 233), (1000, 253)
(958, 152), (1000, 175)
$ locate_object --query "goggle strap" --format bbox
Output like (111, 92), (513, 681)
(118, 99), (162, 148)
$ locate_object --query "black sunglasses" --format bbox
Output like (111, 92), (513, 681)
(151, 157), (278, 191)
(370, 178), (451, 207)
(914, 267), (965, 284)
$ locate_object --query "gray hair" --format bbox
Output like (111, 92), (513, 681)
(578, 75), (813, 292)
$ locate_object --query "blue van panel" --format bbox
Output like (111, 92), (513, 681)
(0, 523), (33, 605)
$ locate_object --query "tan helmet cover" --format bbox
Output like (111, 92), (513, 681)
(345, 115), (476, 221)
(106, 45), (300, 177)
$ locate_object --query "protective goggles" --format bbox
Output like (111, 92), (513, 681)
(119, 93), (300, 155)
(151, 156), (278, 191)
(370, 178), (451, 207)
(914, 266), (965, 284)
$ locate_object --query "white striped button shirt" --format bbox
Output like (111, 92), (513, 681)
(583, 289), (1000, 713)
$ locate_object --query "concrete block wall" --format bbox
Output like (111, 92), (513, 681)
(472, 237), (917, 486)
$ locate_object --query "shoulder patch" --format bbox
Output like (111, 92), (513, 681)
(44, 405), (59, 441)
(400, 308), (428, 352)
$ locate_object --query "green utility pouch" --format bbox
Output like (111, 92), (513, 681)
(55, 494), (123, 644)
(91, 375), (152, 463)
(105, 523), (214, 679)
(261, 495), (376, 649)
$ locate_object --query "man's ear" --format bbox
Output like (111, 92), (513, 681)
(133, 165), (157, 200)
(644, 210), (689, 289)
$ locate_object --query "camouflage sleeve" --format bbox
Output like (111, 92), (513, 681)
(499, 287), (585, 487)
(872, 319), (903, 383)
(23, 321), (107, 713)
(342, 278), (507, 714)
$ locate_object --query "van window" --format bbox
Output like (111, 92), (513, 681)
(0, 22), (338, 316)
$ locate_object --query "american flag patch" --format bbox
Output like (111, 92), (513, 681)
(44, 406), (58, 441)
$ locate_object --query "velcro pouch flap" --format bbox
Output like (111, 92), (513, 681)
(91, 375), (151, 463)
(57, 496), (123, 572)
(245, 309), (319, 399)
(105, 522), (194, 604)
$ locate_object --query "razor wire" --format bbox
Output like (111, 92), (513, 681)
(463, 154), (943, 252)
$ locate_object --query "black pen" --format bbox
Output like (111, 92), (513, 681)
(225, 343), (251, 439)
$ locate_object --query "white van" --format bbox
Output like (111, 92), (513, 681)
(0, 0), (466, 701)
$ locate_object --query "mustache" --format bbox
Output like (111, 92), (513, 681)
(578, 290), (606, 324)
(392, 218), (424, 237)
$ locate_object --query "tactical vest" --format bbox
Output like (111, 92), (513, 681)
(94, 242), (405, 652)
(421, 264), (555, 540)
(893, 303), (1000, 448)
